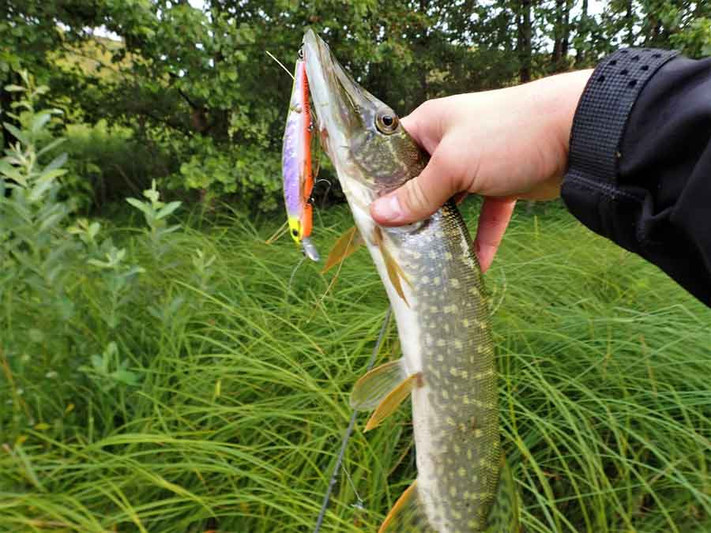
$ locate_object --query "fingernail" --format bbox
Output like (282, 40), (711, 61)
(372, 194), (403, 223)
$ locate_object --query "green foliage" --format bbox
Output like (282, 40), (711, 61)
(79, 341), (142, 392)
(670, 18), (711, 58)
(0, 72), (178, 440)
(0, 72), (77, 330)
(5, 1), (711, 214)
(62, 121), (170, 211)
(175, 136), (281, 213)
(1, 201), (711, 531)
(126, 179), (181, 250)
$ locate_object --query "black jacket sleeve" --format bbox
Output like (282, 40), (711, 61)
(562, 48), (711, 307)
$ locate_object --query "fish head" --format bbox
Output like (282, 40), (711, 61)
(302, 29), (426, 209)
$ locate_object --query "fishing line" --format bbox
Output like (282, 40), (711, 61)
(342, 462), (364, 510)
(313, 306), (392, 533)
(287, 254), (306, 295)
(265, 50), (295, 80)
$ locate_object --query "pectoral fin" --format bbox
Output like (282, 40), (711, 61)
(321, 225), (364, 273)
(349, 358), (419, 432)
(379, 481), (436, 533)
(364, 373), (419, 432)
(373, 226), (411, 305)
(350, 359), (408, 411)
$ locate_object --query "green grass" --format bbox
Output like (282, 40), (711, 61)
(1, 203), (711, 532)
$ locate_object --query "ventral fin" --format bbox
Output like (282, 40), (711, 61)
(379, 480), (437, 533)
(484, 455), (522, 533)
(373, 226), (411, 306)
(350, 359), (408, 411)
(321, 225), (364, 274)
(364, 372), (419, 432)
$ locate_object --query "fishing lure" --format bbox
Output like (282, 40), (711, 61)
(282, 54), (319, 261)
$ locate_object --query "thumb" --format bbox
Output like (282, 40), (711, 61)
(371, 149), (462, 226)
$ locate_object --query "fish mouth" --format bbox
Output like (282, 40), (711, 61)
(302, 29), (374, 157)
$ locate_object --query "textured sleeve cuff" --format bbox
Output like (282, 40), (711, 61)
(561, 47), (679, 235)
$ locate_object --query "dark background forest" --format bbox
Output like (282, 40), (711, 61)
(4, 0), (711, 213)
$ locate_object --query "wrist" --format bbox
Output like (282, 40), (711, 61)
(529, 70), (593, 172)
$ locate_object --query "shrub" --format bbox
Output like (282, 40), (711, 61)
(63, 121), (173, 212)
(173, 135), (282, 213)
(0, 72), (181, 437)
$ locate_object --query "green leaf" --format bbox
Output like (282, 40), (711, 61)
(4, 84), (25, 92)
(126, 197), (151, 216)
(155, 201), (181, 220)
(158, 225), (181, 237)
(3, 122), (28, 145)
(31, 111), (52, 134)
(87, 259), (112, 269)
(90, 354), (104, 371)
(38, 211), (66, 232)
(0, 160), (27, 185)
(43, 152), (67, 173)
(37, 137), (67, 158)
(113, 369), (140, 386)
(36, 168), (67, 183)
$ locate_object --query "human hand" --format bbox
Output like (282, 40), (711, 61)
(371, 70), (592, 272)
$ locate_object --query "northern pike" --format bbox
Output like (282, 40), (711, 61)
(302, 30), (519, 532)
(282, 56), (319, 261)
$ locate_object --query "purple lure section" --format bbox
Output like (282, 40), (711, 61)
(282, 59), (307, 220)
(282, 113), (302, 217)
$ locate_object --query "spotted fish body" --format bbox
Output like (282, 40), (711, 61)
(378, 203), (500, 532)
(302, 30), (515, 532)
(282, 58), (319, 261)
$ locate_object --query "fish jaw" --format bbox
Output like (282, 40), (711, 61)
(303, 30), (424, 198)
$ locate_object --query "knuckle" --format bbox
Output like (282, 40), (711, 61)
(404, 179), (429, 213)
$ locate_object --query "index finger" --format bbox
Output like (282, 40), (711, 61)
(474, 197), (516, 273)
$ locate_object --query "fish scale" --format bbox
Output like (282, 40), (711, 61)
(401, 202), (499, 531)
(302, 29), (517, 533)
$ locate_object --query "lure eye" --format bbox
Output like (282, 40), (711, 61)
(375, 110), (399, 135)
(291, 229), (299, 238)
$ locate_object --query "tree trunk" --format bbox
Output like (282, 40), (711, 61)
(561, 0), (571, 59)
(625, 0), (635, 46)
(516, 0), (532, 83)
(574, 0), (589, 67)
(551, 0), (572, 72)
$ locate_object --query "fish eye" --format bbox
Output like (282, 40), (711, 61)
(297, 48), (304, 59)
(375, 110), (399, 134)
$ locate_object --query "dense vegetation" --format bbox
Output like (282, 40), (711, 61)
(2, 1), (711, 532)
(4, 0), (711, 211)
(2, 87), (711, 531)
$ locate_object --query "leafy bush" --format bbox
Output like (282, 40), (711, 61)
(0, 71), (79, 349)
(173, 135), (282, 213)
(0, 72), (180, 436)
(670, 17), (711, 58)
(63, 121), (173, 212)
